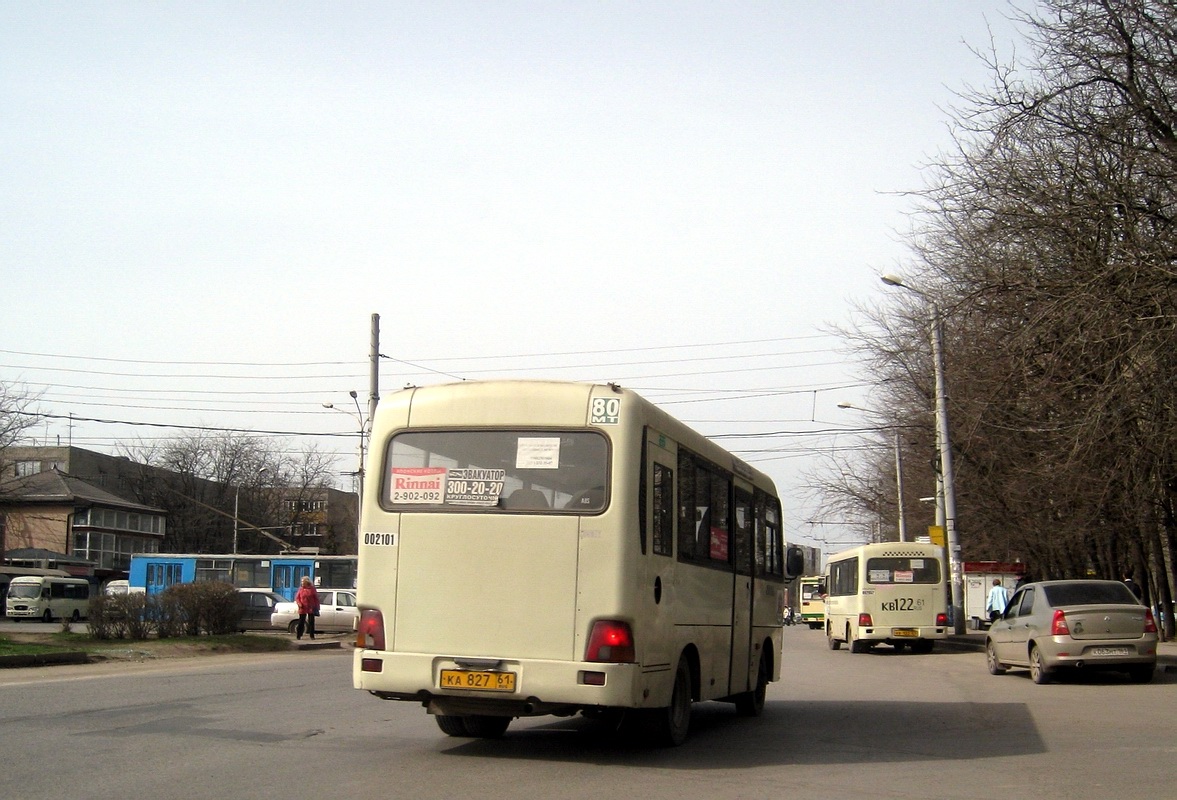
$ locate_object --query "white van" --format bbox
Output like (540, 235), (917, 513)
(104, 579), (131, 595)
(5, 576), (91, 622)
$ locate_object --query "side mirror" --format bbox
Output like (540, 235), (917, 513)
(818, 584), (827, 596)
(785, 545), (806, 580)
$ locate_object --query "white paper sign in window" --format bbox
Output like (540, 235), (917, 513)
(516, 437), (561, 469)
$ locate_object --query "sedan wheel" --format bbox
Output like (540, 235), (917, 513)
(986, 640), (1007, 675)
(1029, 645), (1052, 684)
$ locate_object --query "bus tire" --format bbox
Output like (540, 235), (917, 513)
(911, 638), (934, 655)
(734, 651), (769, 717)
(827, 628), (841, 650)
(42, 609), (53, 623)
(435, 715), (470, 737)
(464, 715), (511, 738)
(71, 609), (81, 622)
(649, 658), (692, 746)
(848, 627), (869, 654)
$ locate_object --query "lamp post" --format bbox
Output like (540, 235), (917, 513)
(837, 403), (907, 542)
(880, 273), (964, 634)
(323, 390), (368, 530)
(233, 467), (269, 555)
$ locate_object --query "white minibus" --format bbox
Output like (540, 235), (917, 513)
(824, 542), (948, 653)
(353, 380), (804, 745)
(5, 575), (91, 622)
(798, 575), (826, 630)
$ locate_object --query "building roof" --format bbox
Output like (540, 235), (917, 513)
(2, 547), (95, 567)
(0, 469), (165, 514)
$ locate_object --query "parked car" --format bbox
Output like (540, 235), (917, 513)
(985, 579), (1158, 684)
(270, 589), (358, 634)
(236, 589), (286, 632)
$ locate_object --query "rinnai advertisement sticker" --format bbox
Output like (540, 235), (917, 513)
(388, 466), (507, 507)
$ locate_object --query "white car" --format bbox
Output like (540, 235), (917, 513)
(270, 589), (358, 634)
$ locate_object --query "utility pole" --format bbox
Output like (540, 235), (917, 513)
(881, 274), (964, 634)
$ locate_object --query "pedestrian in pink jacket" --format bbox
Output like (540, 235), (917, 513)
(295, 576), (320, 640)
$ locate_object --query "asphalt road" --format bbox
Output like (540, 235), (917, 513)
(1, 626), (1173, 799)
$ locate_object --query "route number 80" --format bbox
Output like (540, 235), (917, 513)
(591, 397), (621, 425)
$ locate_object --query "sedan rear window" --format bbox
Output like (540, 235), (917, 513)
(1043, 582), (1137, 606)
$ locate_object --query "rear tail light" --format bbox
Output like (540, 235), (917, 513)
(1144, 609), (1158, 634)
(1050, 609), (1070, 636)
(858, 613), (874, 627)
(585, 620), (635, 663)
(935, 613), (949, 627)
(357, 608), (386, 650)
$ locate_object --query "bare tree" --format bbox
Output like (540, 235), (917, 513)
(827, 0), (1177, 633)
(0, 382), (40, 453)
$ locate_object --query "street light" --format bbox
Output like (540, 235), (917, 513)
(233, 467), (269, 555)
(323, 390), (368, 526)
(837, 402), (907, 542)
(880, 273), (964, 634)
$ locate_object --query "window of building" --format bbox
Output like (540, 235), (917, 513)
(14, 461), (41, 477)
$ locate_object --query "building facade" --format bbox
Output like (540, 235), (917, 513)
(0, 468), (165, 579)
(0, 446), (358, 567)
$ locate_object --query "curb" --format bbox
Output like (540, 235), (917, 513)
(289, 639), (342, 652)
(0, 650), (90, 669)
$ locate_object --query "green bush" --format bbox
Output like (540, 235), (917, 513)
(158, 581), (241, 636)
(86, 592), (153, 640)
(87, 582), (246, 640)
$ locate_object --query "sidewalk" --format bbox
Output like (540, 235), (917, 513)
(943, 632), (1177, 671)
(0, 636), (341, 668)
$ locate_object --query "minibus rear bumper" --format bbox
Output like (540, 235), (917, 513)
(353, 649), (646, 717)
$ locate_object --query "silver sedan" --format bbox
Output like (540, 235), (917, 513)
(985, 579), (1158, 683)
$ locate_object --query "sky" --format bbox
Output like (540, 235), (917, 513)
(0, 1), (1030, 554)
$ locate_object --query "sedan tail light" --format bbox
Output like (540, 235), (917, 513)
(1050, 609), (1071, 636)
(1144, 609), (1158, 634)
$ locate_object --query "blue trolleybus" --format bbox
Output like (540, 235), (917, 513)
(129, 553), (356, 600)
